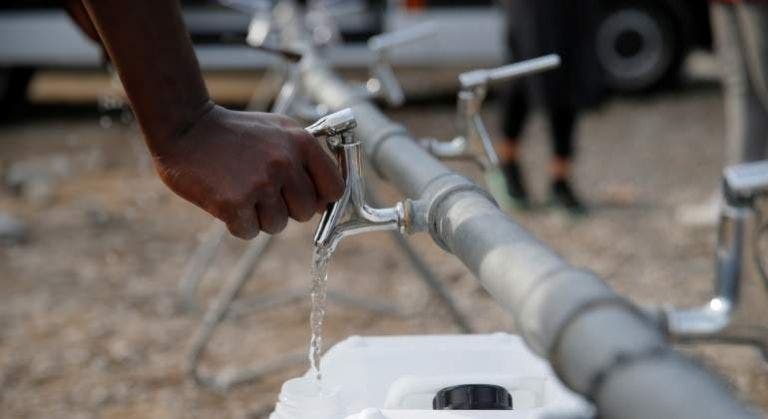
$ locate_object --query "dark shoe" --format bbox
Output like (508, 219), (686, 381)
(550, 179), (588, 216)
(501, 161), (531, 209)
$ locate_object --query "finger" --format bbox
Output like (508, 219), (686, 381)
(303, 141), (344, 206)
(282, 171), (317, 222)
(316, 200), (334, 215)
(224, 205), (261, 240)
(256, 193), (289, 234)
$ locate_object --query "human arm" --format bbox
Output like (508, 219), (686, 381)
(74, 0), (343, 238)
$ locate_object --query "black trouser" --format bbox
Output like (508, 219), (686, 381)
(501, 81), (576, 160)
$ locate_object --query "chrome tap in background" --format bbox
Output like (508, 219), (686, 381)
(365, 22), (437, 107)
(659, 161), (768, 359)
(306, 109), (410, 252)
(421, 55), (561, 171)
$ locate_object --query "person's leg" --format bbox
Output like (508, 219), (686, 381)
(499, 80), (532, 206)
(736, 3), (768, 160)
(499, 4), (530, 167)
(549, 105), (576, 180)
(500, 80), (529, 161)
(546, 105), (587, 214)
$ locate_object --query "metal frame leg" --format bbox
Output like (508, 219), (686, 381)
(366, 184), (473, 333)
(184, 234), (308, 392)
(178, 221), (228, 312)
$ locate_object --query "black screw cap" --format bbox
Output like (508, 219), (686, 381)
(433, 384), (513, 410)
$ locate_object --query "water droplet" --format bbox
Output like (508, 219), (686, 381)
(99, 116), (113, 129)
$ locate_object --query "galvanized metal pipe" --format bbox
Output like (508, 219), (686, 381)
(297, 54), (761, 418)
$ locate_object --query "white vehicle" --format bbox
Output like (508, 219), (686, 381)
(0, 0), (711, 114)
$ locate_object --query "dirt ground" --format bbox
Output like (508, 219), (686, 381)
(2, 69), (768, 418)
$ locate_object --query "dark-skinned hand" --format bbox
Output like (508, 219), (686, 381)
(152, 104), (344, 239)
(67, 0), (343, 238)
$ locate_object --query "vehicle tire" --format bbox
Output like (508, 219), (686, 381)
(0, 67), (35, 119)
(595, 2), (683, 93)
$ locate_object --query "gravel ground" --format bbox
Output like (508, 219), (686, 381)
(1, 71), (767, 418)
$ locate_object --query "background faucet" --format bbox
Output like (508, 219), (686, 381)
(658, 161), (768, 359)
(365, 22), (437, 107)
(420, 55), (561, 171)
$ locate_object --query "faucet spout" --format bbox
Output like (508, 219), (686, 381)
(313, 198), (405, 253)
(307, 109), (408, 252)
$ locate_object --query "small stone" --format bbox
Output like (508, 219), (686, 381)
(24, 179), (55, 206)
(108, 339), (138, 364)
(0, 213), (27, 245)
(5, 155), (71, 192)
(90, 387), (111, 407)
(99, 115), (113, 129)
(63, 348), (92, 366)
(84, 207), (111, 228)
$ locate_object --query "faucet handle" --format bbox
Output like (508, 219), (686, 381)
(458, 54), (561, 91)
(368, 22), (437, 55)
(251, 43), (304, 63)
(365, 23), (437, 107)
(305, 109), (357, 140)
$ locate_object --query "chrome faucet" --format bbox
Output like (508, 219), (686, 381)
(306, 109), (410, 252)
(659, 161), (768, 359)
(365, 22), (437, 107)
(421, 55), (561, 171)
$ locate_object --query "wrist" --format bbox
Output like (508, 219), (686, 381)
(144, 98), (217, 158)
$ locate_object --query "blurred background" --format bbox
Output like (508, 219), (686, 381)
(2, 0), (767, 418)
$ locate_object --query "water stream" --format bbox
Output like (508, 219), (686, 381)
(308, 245), (333, 388)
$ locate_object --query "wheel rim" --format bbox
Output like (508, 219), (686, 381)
(596, 9), (673, 90)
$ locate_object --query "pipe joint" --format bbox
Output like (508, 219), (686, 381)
(418, 174), (498, 252)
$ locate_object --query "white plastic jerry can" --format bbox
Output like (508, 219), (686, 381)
(270, 334), (593, 419)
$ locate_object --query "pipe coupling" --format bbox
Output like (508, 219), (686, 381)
(418, 174), (498, 252)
